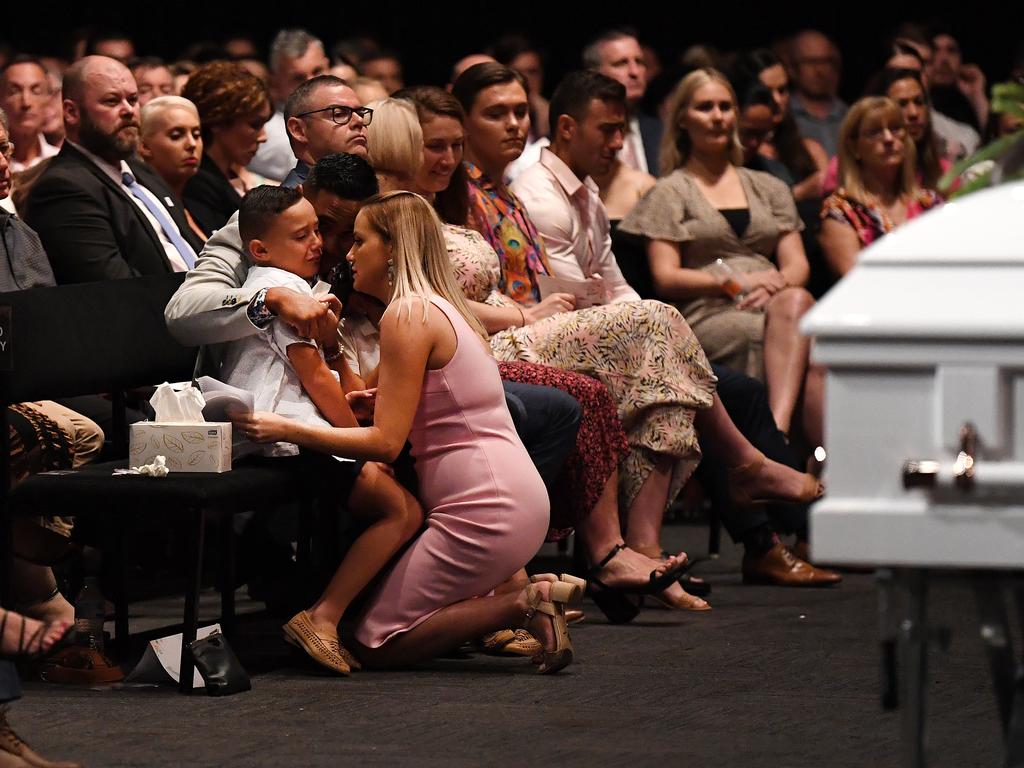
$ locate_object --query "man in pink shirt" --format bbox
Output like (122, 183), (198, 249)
(511, 70), (639, 304)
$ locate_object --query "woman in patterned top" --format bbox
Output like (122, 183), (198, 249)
(819, 96), (943, 278)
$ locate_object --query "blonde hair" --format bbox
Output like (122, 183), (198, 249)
(836, 96), (919, 205)
(360, 191), (488, 338)
(140, 95), (200, 138)
(365, 98), (423, 181)
(659, 68), (744, 175)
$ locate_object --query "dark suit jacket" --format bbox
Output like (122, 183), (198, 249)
(183, 155), (243, 237)
(23, 143), (204, 284)
(638, 112), (663, 176)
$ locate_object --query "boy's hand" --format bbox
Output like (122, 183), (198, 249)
(345, 388), (377, 424)
(265, 288), (340, 340)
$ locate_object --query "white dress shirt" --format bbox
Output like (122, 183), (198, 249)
(618, 116), (649, 174)
(10, 134), (59, 173)
(512, 148), (640, 303)
(220, 266), (335, 457)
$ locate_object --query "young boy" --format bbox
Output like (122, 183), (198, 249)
(223, 185), (361, 455)
(221, 185), (423, 676)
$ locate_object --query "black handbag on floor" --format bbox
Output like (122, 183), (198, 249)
(189, 631), (251, 696)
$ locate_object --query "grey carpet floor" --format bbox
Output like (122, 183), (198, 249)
(14, 524), (1005, 767)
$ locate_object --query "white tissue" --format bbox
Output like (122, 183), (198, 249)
(150, 382), (206, 423)
(114, 455), (170, 477)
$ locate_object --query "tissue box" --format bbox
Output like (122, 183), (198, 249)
(129, 423), (232, 473)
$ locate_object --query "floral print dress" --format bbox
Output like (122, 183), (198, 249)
(821, 187), (943, 247)
(445, 218), (716, 513)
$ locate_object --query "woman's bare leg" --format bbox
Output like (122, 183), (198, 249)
(576, 468), (685, 583)
(800, 364), (826, 448)
(763, 287), (815, 436)
(11, 560), (73, 624)
(306, 462), (423, 631)
(357, 581), (561, 669)
(623, 457), (673, 553)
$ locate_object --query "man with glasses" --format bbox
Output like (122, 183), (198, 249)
(788, 29), (847, 157)
(280, 75), (372, 189)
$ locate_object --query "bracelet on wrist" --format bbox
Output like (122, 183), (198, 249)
(516, 305), (527, 327)
(323, 346), (344, 363)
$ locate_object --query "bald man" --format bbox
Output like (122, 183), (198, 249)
(24, 55), (204, 283)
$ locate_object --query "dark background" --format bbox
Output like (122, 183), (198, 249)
(4, 1), (1021, 100)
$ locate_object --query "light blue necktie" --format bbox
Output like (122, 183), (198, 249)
(121, 171), (197, 269)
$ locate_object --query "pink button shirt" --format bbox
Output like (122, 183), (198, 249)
(512, 148), (640, 304)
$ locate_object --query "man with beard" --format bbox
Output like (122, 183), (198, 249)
(24, 55), (204, 284)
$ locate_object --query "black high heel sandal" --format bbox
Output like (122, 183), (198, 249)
(586, 544), (696, 624)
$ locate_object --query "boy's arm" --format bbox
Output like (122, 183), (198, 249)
(287, 342), (360, 428)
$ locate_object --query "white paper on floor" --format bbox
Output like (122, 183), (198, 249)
(125, 623), (221, 688)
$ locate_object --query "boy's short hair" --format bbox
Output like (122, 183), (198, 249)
(238, 185), (305, 247)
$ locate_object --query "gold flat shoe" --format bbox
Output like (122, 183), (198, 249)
(283, 611), (352, 676)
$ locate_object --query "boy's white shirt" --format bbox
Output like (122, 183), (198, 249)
(220, 265), (336, 457)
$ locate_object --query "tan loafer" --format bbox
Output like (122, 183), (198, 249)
(283, 611), (352, 676)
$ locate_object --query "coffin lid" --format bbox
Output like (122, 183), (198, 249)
(801, 181), (1024, 340)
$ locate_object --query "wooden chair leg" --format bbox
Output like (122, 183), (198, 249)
(179, 508), (205, 695)
(220, 515), (235, 635)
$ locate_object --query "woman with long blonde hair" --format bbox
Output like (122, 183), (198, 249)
(819, 96), (942, 277)
(232, 191), (582, 674)
(622, 68), (823, 449)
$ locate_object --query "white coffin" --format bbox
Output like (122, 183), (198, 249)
(801, 181), (1024, 568)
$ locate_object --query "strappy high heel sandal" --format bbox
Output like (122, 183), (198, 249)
(729, 452), (824, 508)
(524, 579), (582, 675)
(0, 608), (71, 660)
(585, 544), (697, 624)
(631, 545), (712, 598)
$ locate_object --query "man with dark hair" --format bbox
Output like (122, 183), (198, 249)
(582, 28), (661, 174)
(130, 57), (174, 107)
(249, 29), (330, 182)
(24, 56), (204, 283)
(0, 57), (59, 173)
(930, 27), (988, 132)
(165, 152), (375, 346)
(359, 50), (404, 95)
(512, 70), (637, 301)
(280, 75), (371, 187)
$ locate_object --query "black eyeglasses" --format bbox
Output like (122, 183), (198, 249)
(295, 105), (374, 126)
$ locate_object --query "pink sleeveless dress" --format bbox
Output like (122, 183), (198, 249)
(356, 295), (550, 648)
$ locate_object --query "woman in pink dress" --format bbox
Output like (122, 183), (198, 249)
(233, 191), (581, 674)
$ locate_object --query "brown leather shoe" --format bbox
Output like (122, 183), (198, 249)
(0, 707), (81, 768)
(38, 645), (124, 685)
(565, 609), (585, 625)
(792, 540), (874, 573)
(742, 543), (842, 587)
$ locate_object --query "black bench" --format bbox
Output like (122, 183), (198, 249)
(0, 273), (316, 692)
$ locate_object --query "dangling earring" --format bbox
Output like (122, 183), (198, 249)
(386, 258), (395, 287)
